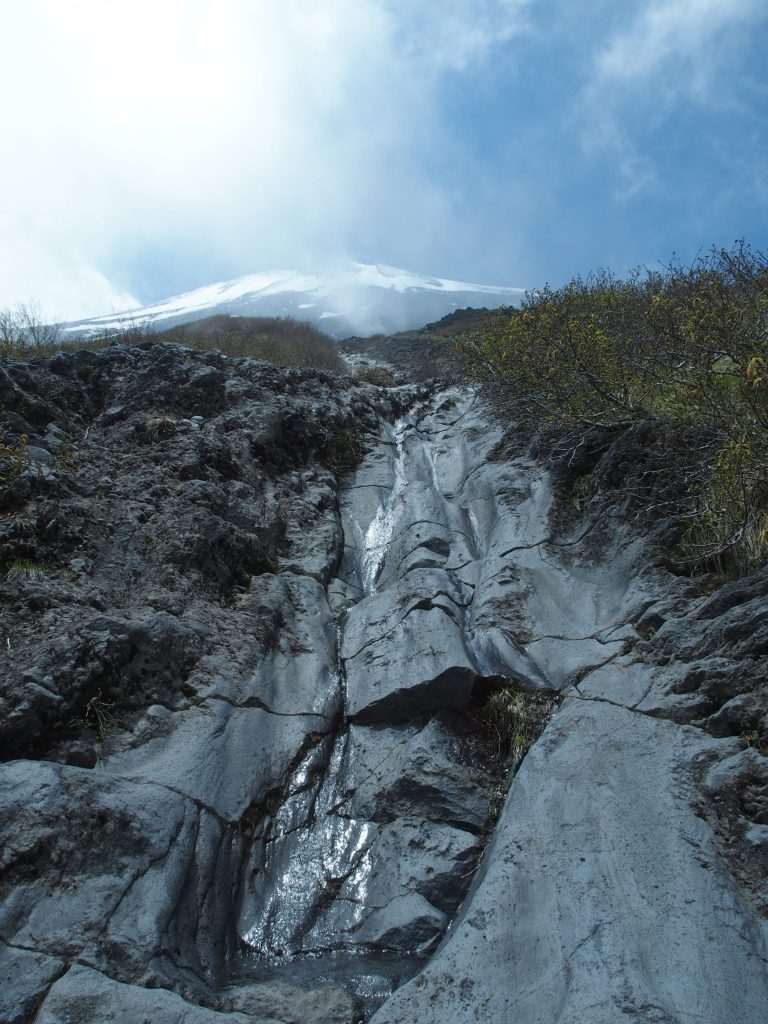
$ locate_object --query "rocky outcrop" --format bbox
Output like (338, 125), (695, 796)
(1, 343), (767, 1023)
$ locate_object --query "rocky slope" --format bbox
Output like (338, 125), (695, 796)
(0, 341), (767, 1023)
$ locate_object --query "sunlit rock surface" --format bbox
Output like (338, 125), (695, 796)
(0, 345), (766, 1023)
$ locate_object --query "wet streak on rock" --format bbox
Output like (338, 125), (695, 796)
(2, 346), (767, 1023)
(230, 389), (513, 1016)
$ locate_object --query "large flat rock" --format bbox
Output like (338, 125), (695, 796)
(342, 569), (478, 722)
(371, 696), (768, 1024)
(35, 964), (255, 1024)
(102, 699), (329, 821)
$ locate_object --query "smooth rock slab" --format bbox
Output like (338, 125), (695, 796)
(371, 698), (768, 1024)
(342, 568), (478, 722)
(103, 699), (329, 821)
(195, 573), (341, 719)
(35, 964), (257, 1024)
(0, 762), (187, 961)
(0, 943), (66, 1024)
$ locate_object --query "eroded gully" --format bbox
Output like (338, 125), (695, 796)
(226, 384), (634, 1018)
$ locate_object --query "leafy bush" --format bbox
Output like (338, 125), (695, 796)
(0, 307), (346, 373)
(0, 303), (61, 358)
(456, 242), (768, 573)
(355, 365), (395, 386)
(158, 315), (345, 371)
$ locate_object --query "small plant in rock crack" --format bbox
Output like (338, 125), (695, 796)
(3, 513), (37, 536)
(485, 782), (507, 826)
(742, 730), (768, 757)
(141, 413), (177, 443)
(80, 691), (117, 742)
(327, 424), (366, 473)
(242, 531), (276, 575)
(4, 558), (48, 582)
(0, 431), (30, 497)
(480, 685), (558, 765)
(50, 438), (78, 472)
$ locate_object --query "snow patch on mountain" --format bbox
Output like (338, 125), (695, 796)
(62, 261), (526, 339)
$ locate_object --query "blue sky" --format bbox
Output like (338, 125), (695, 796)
(1, 0), (767, 319)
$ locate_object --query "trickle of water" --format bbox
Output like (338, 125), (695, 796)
(240, 733), (375, 959)
(359, 417), (411, 594)
(422, 439), (441, 493)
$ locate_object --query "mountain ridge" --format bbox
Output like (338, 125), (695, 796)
(61, 260), (525, 339)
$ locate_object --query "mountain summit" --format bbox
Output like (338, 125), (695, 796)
(63, 261), (525, 339)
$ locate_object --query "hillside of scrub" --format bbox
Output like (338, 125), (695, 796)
(455, 242), (768, 577)
(0, 311), (344, 372)
(154, 315), (345, 370)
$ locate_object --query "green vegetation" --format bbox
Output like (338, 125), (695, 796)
(4, 558), (47, 582)
(0, 307), (345, 372)
(479, 684), (558, 826)
(742, 730), (768, 756)
(157, 315), (345, 371)
(480, 685), (558, 764)
(456, 242), (768, 574)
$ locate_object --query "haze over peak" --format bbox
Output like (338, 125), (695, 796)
(63, 260), (526, 339)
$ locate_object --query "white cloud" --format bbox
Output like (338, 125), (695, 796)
(578, 0), (766, 197)
(0, 237), (139, 324)
(0, 0), (530, 318)
(385, 0), (532, 71)
(595, 0), (762, 94)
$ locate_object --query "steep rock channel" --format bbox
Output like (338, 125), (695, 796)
(1, 348), (767, 1024)
(0, 356), (536, 1023)
(228, 387), (527, 1015)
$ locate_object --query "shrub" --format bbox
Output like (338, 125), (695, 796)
(456, 242), (768, 573)
(0, 303), (61, 359)
(355, 365), (395, 386)
(159, 315), (345, 371)
(0, 309), (346, 374)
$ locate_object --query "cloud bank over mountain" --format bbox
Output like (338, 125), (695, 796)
(63, 261), (525, 339)
(1, 0), (766, 320)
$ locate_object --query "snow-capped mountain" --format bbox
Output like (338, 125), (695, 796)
(63, 261), (525, 339)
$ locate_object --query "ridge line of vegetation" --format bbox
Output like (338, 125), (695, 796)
(456, 242), (768, 575)
(0, 312), (345, 372)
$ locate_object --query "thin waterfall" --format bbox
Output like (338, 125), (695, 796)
(359, 417), (411, 594)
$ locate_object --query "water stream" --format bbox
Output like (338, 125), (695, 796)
(359, 416), (410, 594)
(230, 388), (509, 1019)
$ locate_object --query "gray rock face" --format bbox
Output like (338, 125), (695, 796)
(373, 697), (768, 1024)
(0, 944), (66, 1024)
(0, 345), (766, 1023)
(34, 965), (254, 1024)
(342, 568), (478, 721)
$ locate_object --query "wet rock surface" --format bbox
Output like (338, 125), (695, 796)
(0, 343), (767, 1023)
